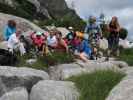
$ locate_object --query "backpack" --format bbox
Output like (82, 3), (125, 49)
(0, 49), (18, 66)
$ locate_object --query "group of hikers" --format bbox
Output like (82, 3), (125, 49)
(3, 15), (121, 62)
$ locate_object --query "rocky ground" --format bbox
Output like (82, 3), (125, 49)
(0, 58), (132, 100)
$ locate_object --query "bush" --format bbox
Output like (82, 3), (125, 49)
(16, 52), (75, 70)
(119, 28), (128, 40)
(118, 48), (133, 66)
(37, 14), (86, 31)
(67, 70), (125, 100)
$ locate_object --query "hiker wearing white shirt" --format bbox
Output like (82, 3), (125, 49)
(47, 30), (58, 48)
(8, 30), (26, 56)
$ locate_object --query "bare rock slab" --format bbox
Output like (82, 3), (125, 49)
(30, 80), (79, 100)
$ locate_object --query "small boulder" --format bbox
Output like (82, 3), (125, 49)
(49, 63), (86, 80)
(0, 66), (49, 96)
(0, 87), (28, 100)
(30, 80), (79, 100)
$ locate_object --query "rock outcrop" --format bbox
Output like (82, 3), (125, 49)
(30, 80), (79, 100)
(0, 66), (49, 96)
(0, 13), (45, 39)
(0, 0), (78, 20)
(0, 87), (28, 100)
(106, 75), (133, 100)
(49, 60), (128, 80)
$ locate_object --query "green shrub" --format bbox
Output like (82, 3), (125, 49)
(119, 28), (128, 40)
(118, 48), (133, 66)
(67, 70), (125, 100)
(41, 52), (75, 66)
(16, 52), (74, 70)
(37, 14), (86, 31)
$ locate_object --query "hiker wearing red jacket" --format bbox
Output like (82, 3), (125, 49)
(31, 31), (46, 52)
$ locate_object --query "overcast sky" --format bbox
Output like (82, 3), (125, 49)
(66, 0), (133, 41)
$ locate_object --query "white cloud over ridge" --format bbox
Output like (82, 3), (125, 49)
(66, 0), (133, 41)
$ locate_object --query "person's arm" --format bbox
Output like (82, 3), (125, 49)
(30, 32), (36, 40)
(116, 24), (120, 32)
(4, 27), (8, 40)
(98, 24), (103, 38)
(84, 24), (89, 33)
(61, 39), (69, 53)
(12, 34), (19, 44)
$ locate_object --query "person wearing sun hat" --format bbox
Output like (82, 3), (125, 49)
(69, 31), (92, 62)
(78, 32), (93, 62)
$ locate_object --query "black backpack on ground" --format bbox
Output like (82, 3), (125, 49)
(0, 49), (18, 66)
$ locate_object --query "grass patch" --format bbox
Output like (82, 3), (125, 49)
(67, 70), (125, 100)
(118, 48), (133, 66)
(16, 52), (74, 70)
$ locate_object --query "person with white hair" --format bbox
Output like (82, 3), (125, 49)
(7, 30), (26, 56)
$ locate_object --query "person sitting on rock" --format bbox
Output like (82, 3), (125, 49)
(77, 34), (93, 62)
(71, 31), (84, 53)
(7, 30), (26, 56)
(47, 30), (58, 50)
(65, 27), (76, 48)
(31, 31), (46, 53)
(55, 31), (69, 53)
(4, 20), (16, 41)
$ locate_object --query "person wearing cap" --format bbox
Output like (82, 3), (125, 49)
(7, 30), (26, 56)
(84, 16), (102, 48)
(31, 31), (46, 52)
(65, 27), (76, 45)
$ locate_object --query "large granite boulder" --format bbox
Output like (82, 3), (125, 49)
(0, 0), (78, 20)
(30, 80), (79, 100)
(106, 75), (133, 100)
(0, 66), (49, 96)
(0, 87), (28, 100)
(49, 60), (128, 80)
(56, 27), (70, 38)
(0, 13), (45, 39)
(49, 63), (86, 80)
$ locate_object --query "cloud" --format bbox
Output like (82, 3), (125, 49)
(66, 0), (133, 41)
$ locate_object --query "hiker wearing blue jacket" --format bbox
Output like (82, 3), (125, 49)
(4, 20), (16, 41)
(78, 37), (92, 62)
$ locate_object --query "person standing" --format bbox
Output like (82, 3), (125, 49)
(84, 16), (103, 59)
(84, 16), (102, 48)
(106, 16), (120, 60)
(4, 20), (16, 41)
